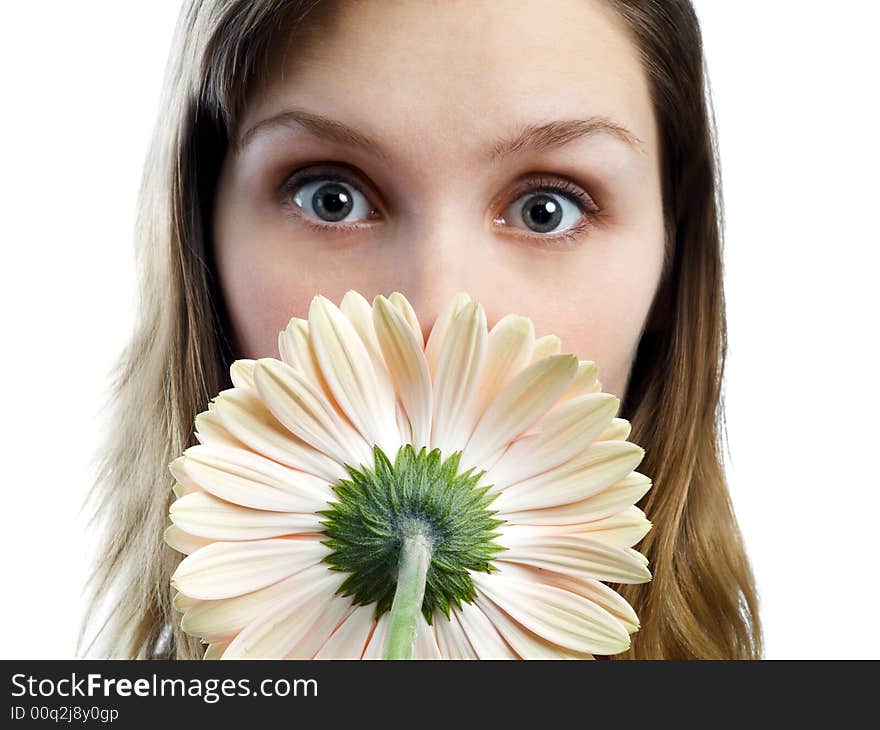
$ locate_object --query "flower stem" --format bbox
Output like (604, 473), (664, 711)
(383, 532), (432, 660)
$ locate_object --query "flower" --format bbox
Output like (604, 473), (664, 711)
(165, 290), (652, 659)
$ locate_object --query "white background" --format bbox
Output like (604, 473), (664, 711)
(1, 2), (877, 659)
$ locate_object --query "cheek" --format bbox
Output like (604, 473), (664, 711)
(563, 225), (665, 399)
(213, 198), (320, 358)
(500, 236), (664, 400)
(215, 245), (305, 358)
(577, 271), (661, 399)
(215, 225), (405, 359)
(558, 290), (652, 400)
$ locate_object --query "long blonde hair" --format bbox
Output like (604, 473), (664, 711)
(79, 0), (762, 659)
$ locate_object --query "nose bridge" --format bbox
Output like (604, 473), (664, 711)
(393, 199), (482, 341)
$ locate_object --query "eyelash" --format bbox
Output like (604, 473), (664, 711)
(278, 167), (602, 245)
(504, 175), (601, 245)
(278, 168), (375, 234)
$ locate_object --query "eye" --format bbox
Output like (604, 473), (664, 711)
(292, 179), (372, 223)
(497, 177), (599, 241)
(281, 170), (378, 227)
(505, 192), (580, 234)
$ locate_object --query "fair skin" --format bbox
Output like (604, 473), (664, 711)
(213, 0), (665, 404)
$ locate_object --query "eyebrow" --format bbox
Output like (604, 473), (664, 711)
(487, 117), (646, 161)
(235, 108), (646, 161)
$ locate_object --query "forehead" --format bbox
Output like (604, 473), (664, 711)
(240, 0), (656, 164)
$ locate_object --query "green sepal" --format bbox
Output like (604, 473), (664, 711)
(321, 444), (506, 623)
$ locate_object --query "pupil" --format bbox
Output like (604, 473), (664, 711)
(313, 183), (353, 222)
(523, 194), (562, 233)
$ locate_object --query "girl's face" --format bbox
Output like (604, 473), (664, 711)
(213, 0), (665, 403)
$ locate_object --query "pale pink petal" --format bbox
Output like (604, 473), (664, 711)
(339, 290), (397, 407)
(531, 571), (639, 634)
(361, 613), (390, 659)
(529, 334), (561, 363)
(222, 564), (345, 659)
(170, 491), (324, 541)
(412, 613), (442, 659)
(172, 591), (199, 613)
(430, 300), (487, 455)
(194, 409), (246, 450)
(471, 390), (615, 483)
(572, 507), (652, 548)
(424, 292), (472, 378)
(373, 295), (433, 449)
(500, 506), (652, 549)
(451, 602), (517, 659)
(277, 317), (333, 400)
(597, 417), (632, 441)
(181, 571), (313, 642)
(474, 570), (630, 656)
(467, 314), (535, 427)
(500, 472), (653, 526)
(309, 295), (401, 456)
(627, 547), (650, 567)
(388, 291), (424, 348)
(460, 354), (578, 473)
(170, 537), (329, 600)
(170, 444), (333, 513)
(314, 604), (377, 659)
(342, 293), (413, 446)
(164, 525), (212, 555)
(491, 440), (645, 512)
(394, 402), (414, 446)
(434, 612), (478, 659)
(473, 594), (594, 659)
(172, 479), (202, 499)
(563, 472), (653, 522)
(555, 360), (599, 404)
(212, 387), (346, 483)
(286, 595), (357, 659)
(491, 561), (640, 633)
(495, 532), (651, 584)
(254, 357), (373, 468)
(229, 360), (257, 393)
